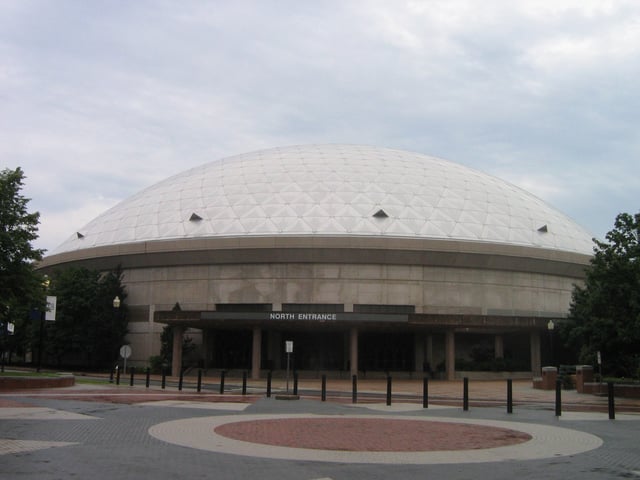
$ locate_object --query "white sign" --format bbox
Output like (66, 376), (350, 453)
(45, 296), (57, 321)
(120, 345), (132, 359)
(285, 341), (293, 353)
(7, 322), (14, 334)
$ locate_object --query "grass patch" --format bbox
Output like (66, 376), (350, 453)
(0, 371), (59, 378)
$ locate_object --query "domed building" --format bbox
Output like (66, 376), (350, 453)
(39, 145), (593, 380)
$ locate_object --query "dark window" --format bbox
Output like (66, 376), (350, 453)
(215, 303), (272, 312)
(282, 303), (345, 313)
(354, 304), (415, 314)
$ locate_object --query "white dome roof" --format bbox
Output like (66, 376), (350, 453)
(51, 144), (594, 256)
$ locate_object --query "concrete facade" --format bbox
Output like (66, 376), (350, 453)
(38, 145), (593, 380)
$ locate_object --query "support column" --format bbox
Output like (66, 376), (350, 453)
(426, 335), (434, 374)
(530, 330), (541, 376)
(171, 326), (184, 377)
(445, 329), (455, 381)
(251, 327), (262, 380)
(414, 334), (425, 373)
(270, 331), (282, 370)
(350, 327), (358, 377)
(495, 335), (504, 359)
(202, 329), (209, 370)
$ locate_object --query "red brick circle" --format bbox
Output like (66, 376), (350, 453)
(214, 418), (531, 452)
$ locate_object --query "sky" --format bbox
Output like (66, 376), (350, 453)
(1, 0), (638, 254)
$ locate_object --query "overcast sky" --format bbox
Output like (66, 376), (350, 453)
(2, 0), (638, 253)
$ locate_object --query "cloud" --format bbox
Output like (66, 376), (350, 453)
(1, 0), (638, 251)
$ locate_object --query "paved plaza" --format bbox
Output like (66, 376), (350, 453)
(1, 375), (639, 479)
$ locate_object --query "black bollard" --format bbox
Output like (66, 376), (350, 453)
(423, 377), (429, 409)
(352, 375), (358, 404)
(219, 370), (225, 394)
(161, 368), (166, 389)
(608, 382), (615, 420)
(197, 369), (202, 393)
(116, 366), (121, 385)
(130, 366), (135, 387)
(293, 371), (298, 396)
(178, 369), (184, 391)
(555, 379), (562, 416)
(321, 374), (327, 402)
(145, 367), (150, 388)
(386, 376), (392, 406)
(266, 371), (272, 398)
(463, 377), (469, 411)
(507, 379), (513, 414)
(242, 371), (247, 395)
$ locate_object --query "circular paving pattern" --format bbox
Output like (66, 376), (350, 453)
(214, 417), (531, 451)
(149, 414), (604, 464)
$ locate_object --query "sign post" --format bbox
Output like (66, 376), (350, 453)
(120, 344), (132, 374)
(285, 341), (293, 394)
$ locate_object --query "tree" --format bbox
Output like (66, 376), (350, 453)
(561, 212), (640, 377)
(0, 167), (46, 363)
(44, 266), (128, 369)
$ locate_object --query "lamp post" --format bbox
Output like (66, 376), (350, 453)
(112, 296), (121, 372)
(547, 319), (555, 369)
(36, 276), (51, 373)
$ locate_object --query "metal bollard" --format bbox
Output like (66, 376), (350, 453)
(161, 368), (166, 389)
(116, 365), (120, 385)
(507, 378), (513, 414)
(423, 377), (429, 409)
(266, 371), (272, 398)
(555, 379), (562, 416)
(321, 374), (327, 402)
(463, 377), (469, 411)
(219, 370), (225, 394)
(352, 375), (358, 404)
(242, 371), (247, 395)
(145, 367), (150, 388)
(197, 369), (202, 393)
(129, 366), (135, 387)
(608, 382), (615, 420)
(293, 371), (298, 396)
(178, 369), (183, 391)
(386, 376), (392, 406)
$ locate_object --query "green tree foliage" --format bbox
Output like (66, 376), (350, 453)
(0, 167), (46, 361)
(562, 212), (640, 377)
(44, 266), (128, 369)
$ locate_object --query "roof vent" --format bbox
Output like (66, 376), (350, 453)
(538, 224), (548, 233)
(373, 209), (389, 218)
(189, 213), (203, 222)
(76, 232), (85, 239)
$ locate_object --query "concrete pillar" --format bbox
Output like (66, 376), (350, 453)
(269, 331), (282, 370)
(414, 334), (425, 372)
(494, 335), (504, 359)
(530, 330), (541, 376)
(426, 335), (434, 374)
(147, 304), (156, 361)
(202, 329), (209, 370)
(251, 327), (262, 380)
(171, 326), (184, 377)
(445, 329), (455, 381)
(350, 327), (358, 377)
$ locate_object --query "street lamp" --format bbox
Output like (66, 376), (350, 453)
(547, 319), (555, 369)
(36, 276), (51, 373)
(113, 296), (121, 309)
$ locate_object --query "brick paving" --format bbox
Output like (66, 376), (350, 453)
(214, 417), (531, 451)
(2, 373), (640, 479)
